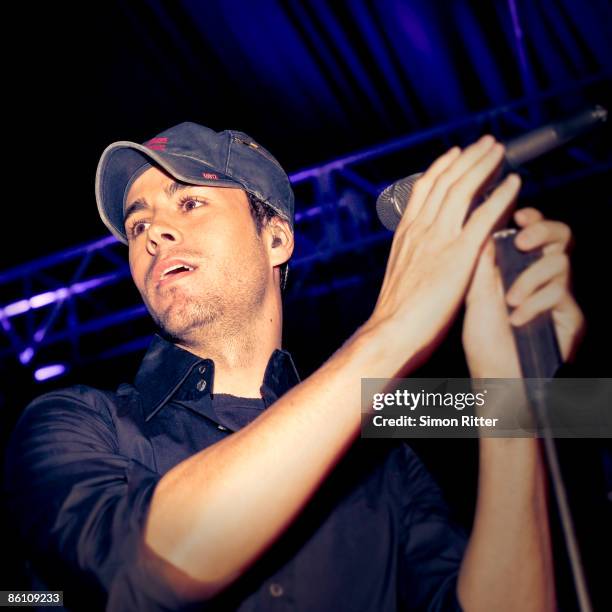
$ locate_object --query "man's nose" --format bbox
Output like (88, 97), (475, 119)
(146, 219), (182, 253)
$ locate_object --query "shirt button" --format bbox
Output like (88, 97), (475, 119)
(269, 583), (283, 597)
(196, 379), (207, 392)
(217, 424), (228, 431)
(198, 364), (207, 374)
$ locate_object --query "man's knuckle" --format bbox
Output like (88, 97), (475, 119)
(551, 283), (565, 301)
(452, 175), (475, 199)
(561, 224), (572, 242)
(413, 177), (427, 194)
(431, 173), (450, 193)
(555, 252), (569, 268)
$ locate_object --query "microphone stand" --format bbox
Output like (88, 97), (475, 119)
(493, 230), (593, 612)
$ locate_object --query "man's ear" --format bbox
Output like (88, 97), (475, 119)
(265, 217), (294, 267)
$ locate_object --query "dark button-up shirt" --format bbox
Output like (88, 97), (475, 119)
(3, 334), (466, 611)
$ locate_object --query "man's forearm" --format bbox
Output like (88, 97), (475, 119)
(457, 437), (555, 612)
(143, 319), (411, 600)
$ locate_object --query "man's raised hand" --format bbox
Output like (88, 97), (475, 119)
(367, 135), (521, 370)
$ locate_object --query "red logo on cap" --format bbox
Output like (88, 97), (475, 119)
(202, 172), (219, 179)
(145, 137), (168, 151)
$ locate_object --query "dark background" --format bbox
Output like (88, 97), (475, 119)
(1, 1), (611, 609)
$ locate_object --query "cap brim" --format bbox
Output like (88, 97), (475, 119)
(95, 141), (243, 244)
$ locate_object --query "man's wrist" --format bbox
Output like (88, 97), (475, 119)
(355, 315), (424, 379)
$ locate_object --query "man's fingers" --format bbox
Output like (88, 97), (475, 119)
(435, 142), (506, 232)
(402, 146), (461, 225)
(416, 135), (498, 227)
(514, 220), (572, 255)
(514, 207), (543, 225)
(463, 173), (522, 252)
(508, 280), (568, 326)
(506, 253), (569, 307)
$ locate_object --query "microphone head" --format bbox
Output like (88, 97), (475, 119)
(376, 173), (421, 231)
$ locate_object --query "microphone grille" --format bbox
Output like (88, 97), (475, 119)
(376, 173), (421, 231)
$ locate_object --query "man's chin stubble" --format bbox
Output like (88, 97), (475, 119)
(147, 287), (223, 339)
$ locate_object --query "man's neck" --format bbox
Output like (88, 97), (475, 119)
(176, 316), (282, 399)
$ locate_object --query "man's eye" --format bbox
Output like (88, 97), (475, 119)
(129, 221), (149, 237)
(181, 198), (205, 211)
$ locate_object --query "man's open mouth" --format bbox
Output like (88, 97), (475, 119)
(158, 264), (197, 286)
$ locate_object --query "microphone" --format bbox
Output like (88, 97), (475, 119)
(376, 105), (607, 231)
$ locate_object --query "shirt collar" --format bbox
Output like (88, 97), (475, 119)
(134, 333), (301, 421)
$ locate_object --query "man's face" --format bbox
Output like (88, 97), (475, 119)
(125, 165), (272, 342)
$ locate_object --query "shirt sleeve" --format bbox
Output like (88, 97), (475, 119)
(391, 443), (467, 612)
(2, 386), (199, 612)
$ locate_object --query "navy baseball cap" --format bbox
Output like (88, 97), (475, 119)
(95, 122), (295, 244)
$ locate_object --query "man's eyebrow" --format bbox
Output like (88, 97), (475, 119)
(164, 180), (192, 198)
(123, 199), (149, 226)
(123, 181), (193, 226)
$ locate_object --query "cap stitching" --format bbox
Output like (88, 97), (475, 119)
(224, 132), (233, 175)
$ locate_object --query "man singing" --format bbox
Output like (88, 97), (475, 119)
(4, 122), (584, 611)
